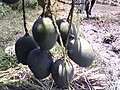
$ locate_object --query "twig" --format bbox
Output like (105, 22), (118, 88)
(58, 0), (71, 5)
(57, 0), (85, 5)
(31, 76), (47, 89)
(49, 0), (74, 89)
(82, 68), (95, 90)
(22, 0), (28, 35)
(49, 4), (65, 57)
(73, 80), (86, 89)
(65, 0), (75, 48)
(23, 82), (44, 90)
(64, 0), (75, 90)
(50, 80), (54, 90)
(40, 0), (49, 18)
(0, 84), (8, 90)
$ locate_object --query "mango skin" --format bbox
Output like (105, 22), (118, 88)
(51, 59), (74, 89)
(2, 0), (19, 4)
(27, 48), (53, 80)
(15, 34), (38, 65)
(32, 17), (58, 51)
(56, 19), (78, 46)
(68, 37), (95, 67)
(37, 0), (45, 8)
(37, 0), (55, 8)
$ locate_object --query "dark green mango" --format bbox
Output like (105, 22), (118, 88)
(56, 19), (78, 46)
(27, 48), (53, 79)
(68, 37), (95, 67)
(32, 17), (58, 51)
(37, 0), (55, 8)
(37, 0), (45, 8)
(51, 59), (74, 89)
(15, 34), (38, 65)
(2, 0), (19, 4)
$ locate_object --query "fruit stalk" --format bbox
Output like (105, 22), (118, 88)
(22, 0), (28, 34)
(41, 0), (47, 17)
(66, 0), (75, 48)
(65, 0), (75, 89)
(49, 3), (70, 89)
(50, 0), (75, 89)
(58, 0), (71, 5)
(49, 1), (65, 56)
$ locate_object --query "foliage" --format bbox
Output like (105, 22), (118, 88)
(0, 2), (13, 18)
(0, 0), (40, 19)
(8, 0), (38, 11)
(0, 49), (17, 70)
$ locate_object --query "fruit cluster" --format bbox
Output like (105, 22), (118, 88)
(3, 0), (95, 89)
(16, 17), (95, 88)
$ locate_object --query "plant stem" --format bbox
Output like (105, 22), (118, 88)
(49, 0), (65, 56)
(65, 0), (75, 54)
(49, 0), (75, 89)
(65, 0), (75, 89)
(51, 13), (65, 56)
(58, 0), (71, 5)
(22, 0), (28, 35)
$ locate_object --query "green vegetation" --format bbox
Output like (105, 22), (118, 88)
(0, 2), (13, 19)
(0, 0), (39, 19)
(0, 49), (17, 70)
(0, 0), (41, 71)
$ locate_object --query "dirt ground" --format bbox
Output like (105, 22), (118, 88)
(77, 3), (120, 89)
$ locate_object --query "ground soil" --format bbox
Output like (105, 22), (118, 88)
(76, 3), (120, 89)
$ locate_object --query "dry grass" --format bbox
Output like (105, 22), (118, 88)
(0, 62), (107, 90)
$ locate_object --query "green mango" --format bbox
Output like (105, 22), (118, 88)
(56, 19), (78, 46)
(32, 17), (58, 51)
(37, 0), (55, 8)
(51, 59), (74, 88)
(37, 0), (45, 8)
(27, 48), (53, 79)
(15, 34), (38, 65)
(68, 37), (95, 67)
